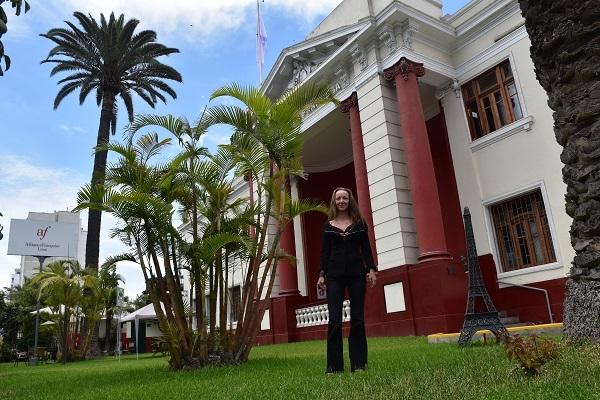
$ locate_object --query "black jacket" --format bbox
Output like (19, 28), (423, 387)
(319, 220), (377, 278)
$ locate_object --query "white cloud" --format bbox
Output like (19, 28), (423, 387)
(50, 0), (343, 42)
(59, 123), (86, 136)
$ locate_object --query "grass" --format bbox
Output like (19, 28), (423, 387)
(1, 336), (599, 400)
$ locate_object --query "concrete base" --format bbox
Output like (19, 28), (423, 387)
(427, 322), (564, 344)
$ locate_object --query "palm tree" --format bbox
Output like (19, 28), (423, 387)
(97, 262), (123, 354)
(75, 132), (242, 369)
(206, 82), (335, 361)
(518, 0), (600, 342)
(41, 12), (182, 271)
(0, 0), (30, 75)
(31, 260), (87, 363)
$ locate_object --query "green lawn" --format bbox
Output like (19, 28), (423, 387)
(1, 336), (598, 400)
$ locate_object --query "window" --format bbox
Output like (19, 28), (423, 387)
(462, 60), (523, 140)
(490, 190), (556, 272)
(229, 286), (241, 323)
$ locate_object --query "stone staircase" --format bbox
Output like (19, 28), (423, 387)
(499, 310), (529, 328)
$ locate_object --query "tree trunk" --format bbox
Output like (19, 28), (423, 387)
(61, 308), (71, 364)
(83, 90), (116, 357)
(104, 312), (113, 354)
(85, 90), (115, 270)
(519, 0), (600, 341)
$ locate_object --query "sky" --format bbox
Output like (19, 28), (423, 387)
(0, 0), (469, 298)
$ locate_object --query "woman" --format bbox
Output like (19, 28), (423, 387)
(317, 187), (377, 374)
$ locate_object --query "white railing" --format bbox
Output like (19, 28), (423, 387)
(295, 300), (351, 327)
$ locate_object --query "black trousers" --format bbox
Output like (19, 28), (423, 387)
(326, 275), (367, 372)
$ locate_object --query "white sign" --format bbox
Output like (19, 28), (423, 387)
(7, 219), (78, 257)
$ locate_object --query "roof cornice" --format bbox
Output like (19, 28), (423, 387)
(375, 1), (454, 36)
(260, 20), (371, 94)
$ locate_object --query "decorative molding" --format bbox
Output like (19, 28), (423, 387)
(261, 20), (371, 93)
(365, 38), (379, 54)
(350, 44), (368, 71)
(455, 0), (517, 38)
(375, 0), (454, 37)
(469, 115), (534, 152)
(382, 57), (425, 82)
(377, 23), (398, 55)
(340, 92), (358, 113)
(400, 19), (419, 50)
(301, 103), (320, 119)
(300, 102), (338, 132)
(454, 1), (521, 53)
(290, 58), (322, 88)
(331, 65), (350, 94)
(380, 48), (455, 81)
(456, 25), (528, 80)
(434, 79), (460, 102)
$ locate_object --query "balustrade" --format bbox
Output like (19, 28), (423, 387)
(295, 300), (351, 328)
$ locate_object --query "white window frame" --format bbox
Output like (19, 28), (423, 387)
(482, 180), (563, 279)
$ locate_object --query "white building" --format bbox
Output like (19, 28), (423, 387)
(176, 0), (570, 344)
(251, 0), (570, 343)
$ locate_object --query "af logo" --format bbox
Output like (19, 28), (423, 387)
(36, 226), (51, 240)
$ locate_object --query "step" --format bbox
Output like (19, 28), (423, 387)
(500, 316), (520, 325)
(427, 322), (563, 344)
(503, 322), (531, 328)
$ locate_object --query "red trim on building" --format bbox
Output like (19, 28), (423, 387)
(340, 92), (378, 264)
(255, 255), (566, 345)
(277, 221), (300, 296)
(384, 58), (451, 262)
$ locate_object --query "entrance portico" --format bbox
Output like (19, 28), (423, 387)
(257, 0), (569, 345)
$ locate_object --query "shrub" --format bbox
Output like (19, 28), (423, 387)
(0, 342), (12, 362)
(504, 334), (560, 375)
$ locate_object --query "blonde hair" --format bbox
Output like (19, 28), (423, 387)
(328, 187), (364, 223)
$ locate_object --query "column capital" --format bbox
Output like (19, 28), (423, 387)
(340, 92), (359, 113)
(383, 57), (425, 82)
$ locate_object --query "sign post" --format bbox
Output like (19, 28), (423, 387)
(7, 219), (78, 365)
(30, 255), (48, 365)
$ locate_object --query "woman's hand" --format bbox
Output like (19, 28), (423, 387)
(317, 276), (326, 290)
(367, 270), (377, 288)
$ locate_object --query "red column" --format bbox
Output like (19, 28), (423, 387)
(277, 221), (299, 296)
(340, 92), (378, 265)
(383, 57), (451, 262)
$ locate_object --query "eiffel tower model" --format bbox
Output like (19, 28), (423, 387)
(458, 207), (508, 346)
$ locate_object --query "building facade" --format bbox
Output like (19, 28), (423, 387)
(250, 0), (570, 343)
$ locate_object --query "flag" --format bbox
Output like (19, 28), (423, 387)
(256, 0), (267, 82)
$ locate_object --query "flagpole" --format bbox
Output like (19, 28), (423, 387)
(256, 0), (263, 84)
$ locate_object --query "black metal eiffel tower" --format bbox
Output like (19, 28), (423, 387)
(458, 207), (508, 346)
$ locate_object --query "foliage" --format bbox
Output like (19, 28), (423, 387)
(125, 292), (151, 313)
(504, 334), (560, 375)
(41, 12), (182, 272)
(4, 278), (51, 350)
(74, 82), (334, 370)
(0, 0), (30, 75)
(30, 260), (120, 362)
(206, 82), (336, 363)
(0, 290), (19, 347)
